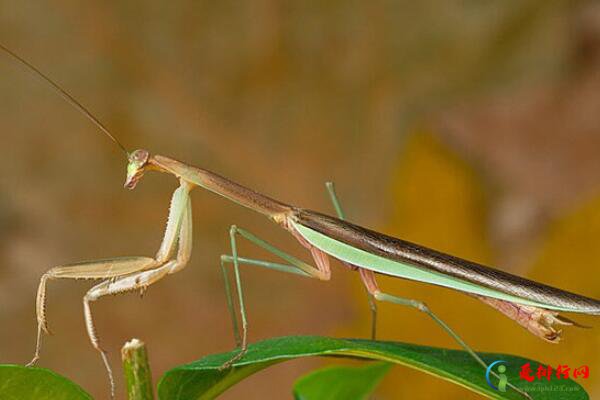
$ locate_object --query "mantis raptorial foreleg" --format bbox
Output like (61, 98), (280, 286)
(28, 181), (193, 399)
(218, 224), (331, 368)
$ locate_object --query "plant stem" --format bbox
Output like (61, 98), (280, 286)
(121, 338), (154, 400)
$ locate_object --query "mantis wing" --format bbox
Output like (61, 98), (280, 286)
(291, 210), (600, 315)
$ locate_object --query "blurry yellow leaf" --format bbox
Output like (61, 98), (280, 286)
(340, 131), (599, 399)
(344, 131), (492, 399)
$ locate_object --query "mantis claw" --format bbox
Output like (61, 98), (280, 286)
(25, 356), (39, 367)
(218, 349), (247, 371)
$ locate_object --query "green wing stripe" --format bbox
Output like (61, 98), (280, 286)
(292, 221), (572, 311)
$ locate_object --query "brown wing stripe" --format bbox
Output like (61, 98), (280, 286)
(296, 209), (600, 314)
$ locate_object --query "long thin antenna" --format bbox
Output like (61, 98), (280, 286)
(0, 43), (129, 156)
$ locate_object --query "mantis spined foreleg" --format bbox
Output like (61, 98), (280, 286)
(28, 181), (193, 398)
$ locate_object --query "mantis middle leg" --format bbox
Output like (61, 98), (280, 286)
(221, 182), (377, 368)
(219, 224), (331, 368)
(218, 181), (372, 368)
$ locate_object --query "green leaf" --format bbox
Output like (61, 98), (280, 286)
(0, 365), (92, 400)
(158, 336), (589, 400)
(293, 362), (391, 400)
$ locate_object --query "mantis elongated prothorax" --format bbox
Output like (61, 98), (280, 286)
(2, 43), (598, 400)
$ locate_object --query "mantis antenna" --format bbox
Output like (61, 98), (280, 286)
(0, 43), (129, 156)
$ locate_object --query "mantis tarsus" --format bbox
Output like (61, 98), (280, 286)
(2, 44), (599, 400)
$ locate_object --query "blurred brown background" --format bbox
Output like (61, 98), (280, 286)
(1, 1), (599, 399)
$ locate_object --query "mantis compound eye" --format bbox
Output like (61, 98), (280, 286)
(129, 149), (149, 164)
(124, 149), (150, 189)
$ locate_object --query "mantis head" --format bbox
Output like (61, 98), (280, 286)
(125, 149), (150, 189)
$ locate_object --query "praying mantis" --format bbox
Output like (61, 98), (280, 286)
(2, 43), (599, 400)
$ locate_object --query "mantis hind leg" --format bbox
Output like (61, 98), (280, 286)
(358, 268), (532, 400)
(218, 224), (330, 369)
(325, 182), (378, 340)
